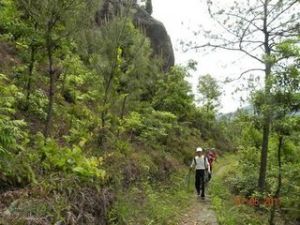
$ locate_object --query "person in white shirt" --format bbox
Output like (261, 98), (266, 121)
(190, 147), (210, 198)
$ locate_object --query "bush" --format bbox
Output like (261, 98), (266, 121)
(40, 136), (106, 181)
(224, 147), (260, 196)
(123, 109), (177, 145)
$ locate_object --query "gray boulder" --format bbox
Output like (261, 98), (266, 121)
(96, 0), (175, 72)
(133, 6), (174, 72)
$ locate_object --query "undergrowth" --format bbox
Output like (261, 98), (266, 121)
(108, 168), (192, 225)
(210, 154), (284, 225)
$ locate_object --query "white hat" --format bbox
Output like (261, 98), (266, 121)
(196, 147), (203, 152)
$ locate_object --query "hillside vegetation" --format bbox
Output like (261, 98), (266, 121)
(0, 0), (227, 224)
(0, 0), (299, 225)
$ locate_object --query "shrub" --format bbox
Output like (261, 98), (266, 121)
(40, 137), (106, 181)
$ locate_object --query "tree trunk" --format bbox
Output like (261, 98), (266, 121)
(120, 94), (128, 120)
(258, 115), (271, 191)
(258, 0), (272, 192)
(44, 36), (55, 139)
(269, 136), (283, 225)
(25, 44), (36, 111)
(117, 94), (128, 137)
(101, 91), (109, 129)
(101, 61), (117, 128)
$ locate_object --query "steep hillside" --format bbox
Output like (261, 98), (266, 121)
(0, 1), (203, 224)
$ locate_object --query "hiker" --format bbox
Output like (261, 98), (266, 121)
(190, 147), (210, 198)
(207, 149), (217, 177)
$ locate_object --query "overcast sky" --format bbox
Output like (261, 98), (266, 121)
(151, 0), (263, 113)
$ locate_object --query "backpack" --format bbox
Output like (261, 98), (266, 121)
(194, 156), (208, 170)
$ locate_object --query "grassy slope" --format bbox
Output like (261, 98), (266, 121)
(0, 44), (191, 225)
(210, 154), (285, 225)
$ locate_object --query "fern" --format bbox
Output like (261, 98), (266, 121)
(0, 74), (27, 154)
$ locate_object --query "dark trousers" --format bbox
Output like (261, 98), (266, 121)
(195, 169), (205, 197)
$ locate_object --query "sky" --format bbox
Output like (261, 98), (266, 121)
(150, 0), (263, 113)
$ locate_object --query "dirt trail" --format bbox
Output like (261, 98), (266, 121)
(177, 194), (218, 225)
(177, 162), (226, 225)
(176, 156), (233, 225)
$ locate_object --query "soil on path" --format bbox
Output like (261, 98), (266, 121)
(176, 159), (230, 225)
(177, 195), (218, 225)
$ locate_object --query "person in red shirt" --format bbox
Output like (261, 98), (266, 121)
(207, 148), (217, 180)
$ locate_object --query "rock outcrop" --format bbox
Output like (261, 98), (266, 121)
(133, 6), (174, 72)
(96, 0), (175, 72)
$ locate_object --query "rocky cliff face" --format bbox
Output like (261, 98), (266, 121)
(133, 6), (174, 72)
(96, 0), (175, 72)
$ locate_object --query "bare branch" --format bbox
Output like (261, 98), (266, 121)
(222, 39), (264, 45)
(243, 40), (265, 44)
(192, 43), (264, 63)
(249, 4), (265, 20)
(240, 16), (256, 45)
(268, 17), (300, 33)
(227, 68), (265, 82)
(224, 12), (263, 32)
(211, 17), (241, 38)
(267, 0), (299, 27)
(270, 25), (300, 37)
(239, 47), (264, 63)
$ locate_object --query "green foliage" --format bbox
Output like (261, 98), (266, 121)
(153, 66), (194, 120)
(226, 147), (260, 196)
(141, 110), (177, 142)
(0, 1), (204, 224)
(40, 138), (106, 180)
(210, 154), (270, 225)
(197, 74), (221, 112)
(122, 111), (143, 134)
(4, 0), (299, 224)
(109, 172), (191, 225)
(85, 17), (158, 130)
(123, 109), (177, 144)
(60, 54), (97, 102)
(0, 74), (27, 154)
(23, 90), (48, 119)
(0, 75), (37, 185)
(275, 39), (300, 59)
(240, 124), (262, 149)
(0, 0), (24, 39)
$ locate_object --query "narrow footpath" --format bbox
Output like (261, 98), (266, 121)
(177, 195), (218, 225)
(177, 156), (232, 225)
(176, 162), (229, 225)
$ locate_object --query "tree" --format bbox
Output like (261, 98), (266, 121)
(153, 66), (194, 120)
(193, 0), (300, 192)
(0, 1), (37, 110)
(268, 39), (300, 225)
(197, 74), (221, 113)
(17, 0), (99, 138)
(89, 17), (154, 129)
